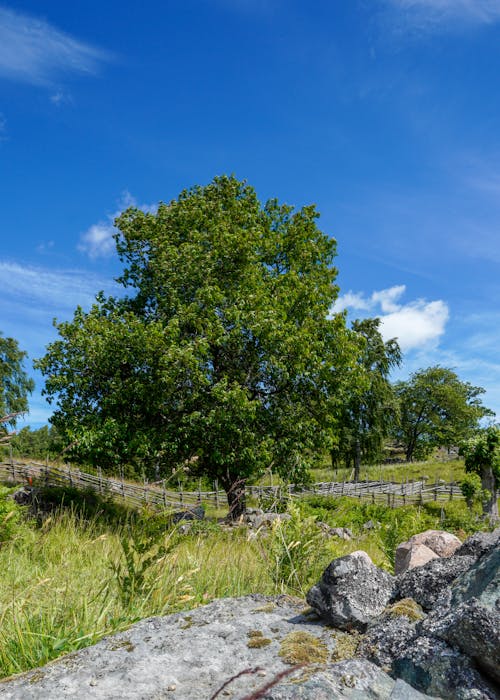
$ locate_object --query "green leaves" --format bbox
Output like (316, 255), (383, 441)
(36, 176), (359, 513)
(0, 333), (34, 429)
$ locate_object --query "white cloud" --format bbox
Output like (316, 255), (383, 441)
(379, 299), (449, 351)
(78, 191), (157, 259)
(333, 284), (449, 352)
(0, 6), (110, 86)
(385, 0), (500, 33)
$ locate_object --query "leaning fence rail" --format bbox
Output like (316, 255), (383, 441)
(0, 460), (464, 511)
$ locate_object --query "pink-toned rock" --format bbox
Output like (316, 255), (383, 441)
(407, 530), (462, 558)
(396, 543), (440, 575)
(395, 530), (463, 575)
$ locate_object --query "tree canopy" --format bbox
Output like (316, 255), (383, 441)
(36, 176), (361, 516)
(331, 318), (401, 478)
(393, 366), (492, 462)
(460, 426), (499, 519)
(0, 333), (34, 432)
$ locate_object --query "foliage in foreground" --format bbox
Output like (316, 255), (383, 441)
(0, 483), (493, 679)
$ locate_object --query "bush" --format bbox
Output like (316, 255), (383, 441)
(0, 486), (29, 544)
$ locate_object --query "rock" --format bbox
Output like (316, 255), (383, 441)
(0, 595), (436, 700)
(395, 531), (462, 575)
(253, 512), (292, 529)
(395, 544), (440, 575)
(419, 545), (500, 686)
(11, 486), (34, 505)
(316, 522), (352, 540)
(364, 519), (377, 530)
(306, 550), (396, 631)
(357, 615), (418, 671)
(396, 555), (476, 611)
(172, 506), (205, 523)
(392, 634), (498, 699)
(265, 659), (436, 699)
(454, 527), (500, 560)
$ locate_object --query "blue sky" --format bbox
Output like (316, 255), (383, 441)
(1, 0), (499, 428)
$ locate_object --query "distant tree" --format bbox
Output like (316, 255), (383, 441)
(393, 366), (492, 462)
(460, 426), (499, 519)
(331, 318), (401, 479)
(9, 425), (64, 461)
(36, 176), (360, 518)
(0, 333), (34, 435)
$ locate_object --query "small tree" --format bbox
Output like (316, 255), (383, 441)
(0, 334), (34, 437)
(393, 366), (492, 462)
(460, 426), (499, 520)
(331, 318), (401, 479)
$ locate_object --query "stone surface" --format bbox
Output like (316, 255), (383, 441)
(395, 544), (440, 575)
(0, 596), (437, 700)
(395, 530), (462, 575)
(306, 551), (396, 631)
(455, 528), (500, 559)
(392, 635), (498, 700)
(265, 660), (436, 699)
(419, 545), (500, 686)
(396, 555), (476, 611)
(357, 616), (417, 672)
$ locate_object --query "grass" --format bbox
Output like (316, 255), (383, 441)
(0, 459), (493, 681)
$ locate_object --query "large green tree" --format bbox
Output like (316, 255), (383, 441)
(36, 176), (360, 517)
(393, 366), (492, 462)
(0, 333), (34, 433)
(460, 426), (499, 519)
(331, 318), (401, 479)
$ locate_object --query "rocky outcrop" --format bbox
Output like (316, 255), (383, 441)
(1, 528), (498, 699)
(306, 550), (396, 631)
(0, 595), (436, 700)
(307, 528), (500, 699)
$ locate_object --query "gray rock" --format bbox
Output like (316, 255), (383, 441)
(455, 528), (500, 558)
(396, 555), (476, 611)
(449, 544), (499, 611)
(418, 545), (500, 686)
(306, 550), (396, 631)
(253, 512), (292, 529)
(171, 506), (205, 523)
(357, 615), (417, 671)
(265, 659), (436, 699)
(317, 522), (352, 540)
(392, 635), (498, 700)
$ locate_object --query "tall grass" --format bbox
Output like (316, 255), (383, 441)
(0, 481), (489, 680)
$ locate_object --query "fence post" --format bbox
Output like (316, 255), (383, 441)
(449, 481), (453, 501)
(163, 480), (167, 509)
(198, 479), (202, 505)
(68, 463), (73, 487)
(179, 480), (183, 507)
(144, 477), (149, 505)
(98, 466), (103, 495)
(434, 479), (438, 501)
(215, 480), (220, 510)
(120, 467), (125, 500)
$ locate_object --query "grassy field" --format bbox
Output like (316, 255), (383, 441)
(0, 459), (491, 680)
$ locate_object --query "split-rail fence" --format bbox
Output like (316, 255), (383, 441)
(0, 460), (464, 513)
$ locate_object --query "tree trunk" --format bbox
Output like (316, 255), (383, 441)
(481, 467), (499, 520)
(221, 475), (247, 521)
(354, 441), (361, 482)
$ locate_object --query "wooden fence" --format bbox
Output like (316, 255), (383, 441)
(0, 460), (464, 512)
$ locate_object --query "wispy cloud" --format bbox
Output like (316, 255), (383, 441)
(78, 192), (157, 259)
(385, 0), (500, 33)
(333, 284), (449, 352)
(0, 5), (111, 86)
(0, 260), (117, 311)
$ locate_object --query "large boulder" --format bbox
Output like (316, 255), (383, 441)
(395, 544), (439, 575)
(419, 545), (500, 686)
(306, 551), (396, 631)
(395, 530), (462, 575)
(455, 528), (500, 558)
(392, 635), (498, 700)
(396, 555), (476, 611)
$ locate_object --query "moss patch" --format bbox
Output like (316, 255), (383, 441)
(330, 631), (360, 662)
(384, 598), (424, 622)
(252, 603), (276, 614)
(108, 639), (135, 652)
(279, 631), (329, 665)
